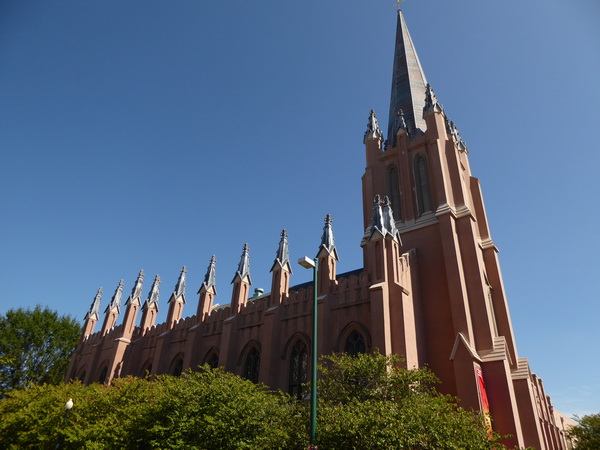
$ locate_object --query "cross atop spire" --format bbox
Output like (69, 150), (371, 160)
(271, 229), (292, 272)
(364, 109), (384, 143)
(85, 287), (102, 321)
(105, 280), (124, 314)
(387, 10), (428, 144)
(199, 255), (217, 294)
(318, 214), (339, 261)
(232, 243), (252, 284)
(143, 274), (160, 311)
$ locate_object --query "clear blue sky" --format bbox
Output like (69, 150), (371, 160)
(1, 0), (598, 417)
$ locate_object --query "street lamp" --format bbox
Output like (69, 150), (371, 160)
(64, 398), (73, 424)
(297, 256), (318, 448)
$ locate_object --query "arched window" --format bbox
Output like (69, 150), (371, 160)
(243, 348), (260, 383)
(344, 331), (366, 356)
(170, 355), (184, 377)
(288, 340), (308, 399)
(207, 353), (219, 369)
(140, 360), (153, 378)
(387, 166), (402, 220)
(414, 155), (433, 216)
(98, 366), (108, 384)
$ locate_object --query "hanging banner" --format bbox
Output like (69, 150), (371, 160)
(475, 364), (493, 437)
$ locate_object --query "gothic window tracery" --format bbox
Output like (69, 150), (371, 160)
(170, 355), (184, 377)
(207, 353), (219, 369)
(344, 330), (366, 356)
(243, 347), (260, 383)
(288, 340), (308, 399)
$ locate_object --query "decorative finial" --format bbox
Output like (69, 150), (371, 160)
(143, 274), (161, 311)
(199, 255), (217, 294)
(382, 196), (401, 243)
(126, 270), (144, 305)
(232, 244), (252, 284)
(423, 83), (443, 116)
(86, 287), (103, 320)
(174, 266), (187, 297)
(396, 109), (408, 136)
(444, 116), (468, 153)
(371, 195), (385, 235)
(318, 214), (339, 261)
(364, 109), (384, 143)
(272, 229), (291, 272)
(105, 280), (124, 313)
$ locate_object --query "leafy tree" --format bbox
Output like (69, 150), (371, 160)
(315, 352), (503, 449)
(568, 413), (600, 449)
(0, 367), (305, 449)
(0, 306), (81, 394)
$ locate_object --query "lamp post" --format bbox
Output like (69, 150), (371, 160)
(298, 256), (318, 448)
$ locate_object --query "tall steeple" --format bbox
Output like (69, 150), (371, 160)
(387, 9), (428, 142)
(316, 214), (338, 296)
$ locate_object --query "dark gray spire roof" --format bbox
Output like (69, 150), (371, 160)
(104, 280), (123, 314)
(232, 243), (252, 284)
(173, 266), (187, 299)
(199, 255), (217, 294)
(387, 10), (428, 144)
(125, 270), (144, 306)
(85, 287), (102, 320)
(143, 274), (160, 312)
(271, 229), (292, 272)
(364, 109), (384, 143)
(364, 196), (402, 244)
(318, 214), (339, 261)
(382, 196), (402, 243)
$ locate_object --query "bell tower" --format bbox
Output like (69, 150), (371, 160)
(359, 10), (547, 448)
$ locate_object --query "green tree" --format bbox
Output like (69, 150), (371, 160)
(0, 306), (81, 394)
(315, 352), (503, 449)
(568, 413), (600, 449)
(0, 367), (305, 449)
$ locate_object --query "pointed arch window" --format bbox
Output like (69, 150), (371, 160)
(344, 331), (366, 356)
(243, 348), (260, 383)
(170, 355), (184, 377)
(387, 166), (402, 220)
(140, 360), (153, 378)
(207, 353), (219, 369)
(288, 340), (308, 399)
(414, 155), (433, 215)
(98, 366), (108, 384)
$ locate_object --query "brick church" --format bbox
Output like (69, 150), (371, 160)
(67, 10), (568, 449)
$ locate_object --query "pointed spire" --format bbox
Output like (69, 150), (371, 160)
(364, 109), (384, 143)
(423, 83), (443, 116)
(125, 270), (144, 306)
(85, 288), (102, 320)
(382, 196), (402, 243)
(371, 195), (386, 235)
(395, 109), (408, 136)
(387, 10), (429, 143)
(271, 229), (292, 272)
(445, 116), (468, 153)
(232, 244), (252, 284)
(104, 280), (123, 313)
(318, 214), (339, 261)
(199, 255), (217, 294)
(143, 274), (160, 311)
(173, 266), (187, 299)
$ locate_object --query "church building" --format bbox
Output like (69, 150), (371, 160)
(67, 11), (566, 449)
